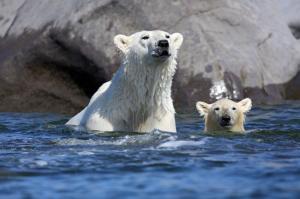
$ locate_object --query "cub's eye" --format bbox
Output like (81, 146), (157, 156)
(166, 35), (170, 39)
(142, 35), (149, 40)
(232, 107), (236, 111)
(214, 107), (220, 111)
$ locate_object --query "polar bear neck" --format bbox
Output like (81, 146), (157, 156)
(110, 54), (177, 116)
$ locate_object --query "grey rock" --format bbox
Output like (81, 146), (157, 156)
(278, 0), (300, 39)
(0, 0), (299, 114)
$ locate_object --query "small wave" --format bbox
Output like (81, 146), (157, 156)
(56, 130), (176, 147)
(19, 159), (49, 167)
(35, 160), (48, 167)
(56, 138), (103, 146)
(77, 151), (95, 155)
(158, 138), (209, 149)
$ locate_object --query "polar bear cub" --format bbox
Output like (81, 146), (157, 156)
(66, 30), (183, 133)
(196, 98), (252, 133)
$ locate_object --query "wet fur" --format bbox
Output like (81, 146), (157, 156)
(66, 31), (183, 133)
(196, 98), (252, 133)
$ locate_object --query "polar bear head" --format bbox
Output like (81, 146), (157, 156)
(114, 30), (183, 64)
(196, 98), (252, 133)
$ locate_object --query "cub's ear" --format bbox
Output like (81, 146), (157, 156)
(171, 33), (183, 50)
(196, 101), (211, 117)
(114, 34), (130, 53)
(238, 98), (252, 113)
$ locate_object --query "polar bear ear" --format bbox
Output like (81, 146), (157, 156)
(171, 33), (183, 50)
(238, 98), (252, 113)
(196, 101), (211, 117)
(114, 34), (130, 53)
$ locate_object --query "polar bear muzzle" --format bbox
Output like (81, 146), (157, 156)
(219, 115), (232, 127)
(151, 39), (171, 58)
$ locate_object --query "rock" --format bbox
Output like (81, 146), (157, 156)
(172, 0), (300, 105)
(0, 0), (299, 114)
(278, 0), (300, 39)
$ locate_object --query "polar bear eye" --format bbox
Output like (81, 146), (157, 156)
(166, 35), (170, 39)
(214, 107), (220, 111)
(142, 35), (149, 40)
(232, 107), (236, 111)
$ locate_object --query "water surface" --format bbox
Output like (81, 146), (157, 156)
(1, 103), (300, 198)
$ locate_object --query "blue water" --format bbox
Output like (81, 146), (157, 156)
(1, 103), (300, 199)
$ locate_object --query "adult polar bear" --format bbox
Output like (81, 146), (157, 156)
(66, 30), (183, 133)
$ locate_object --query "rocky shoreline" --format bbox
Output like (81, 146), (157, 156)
(0, 0), (299, 114)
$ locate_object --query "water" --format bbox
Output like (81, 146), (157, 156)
(1, 103), (300, 199)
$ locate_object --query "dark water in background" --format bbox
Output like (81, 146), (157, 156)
(0, 103), (300, 199)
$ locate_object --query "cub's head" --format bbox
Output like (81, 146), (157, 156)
(196, 98), (252, 132)
(114, 30), (183, 63)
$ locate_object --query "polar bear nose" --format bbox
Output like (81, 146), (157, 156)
(158, 40), (169, 48)
(221, 115), (231, 123)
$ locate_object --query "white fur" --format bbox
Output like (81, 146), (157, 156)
(196, 98), (252, 132)
(66, 30), (183, 133)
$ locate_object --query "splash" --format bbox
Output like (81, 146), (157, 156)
(210, 80), (228, 100)
(209, 80), (240, 100)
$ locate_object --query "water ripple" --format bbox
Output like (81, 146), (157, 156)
(0, 103), (300, 198)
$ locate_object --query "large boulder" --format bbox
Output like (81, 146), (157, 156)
(0, 0), (299, 114)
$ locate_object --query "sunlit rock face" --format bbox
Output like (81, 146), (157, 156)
(173, 0), (300, 104)
(0, 0), (299, 113)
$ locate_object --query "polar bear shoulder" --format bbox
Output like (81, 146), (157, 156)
(66, 81), (111, 126)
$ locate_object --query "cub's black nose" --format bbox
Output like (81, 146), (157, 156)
(158, 40), (169, 48)
(221, 116), (231, 123)
(220, 115), (231, 127)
